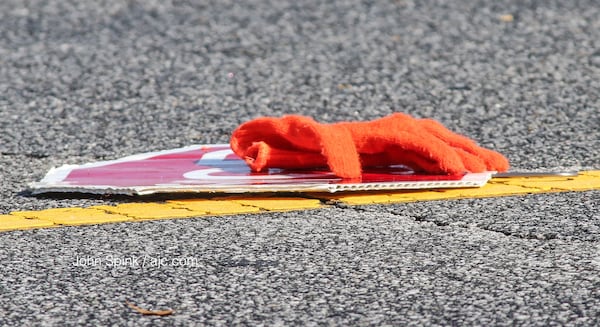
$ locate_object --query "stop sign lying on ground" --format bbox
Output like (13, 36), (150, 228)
(29, 144), (493, 195)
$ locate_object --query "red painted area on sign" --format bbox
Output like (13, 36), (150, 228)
(65, 147), (218, 186)
(63, 145), (464, 187)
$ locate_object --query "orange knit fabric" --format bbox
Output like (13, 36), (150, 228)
(230, 113), (509, 180)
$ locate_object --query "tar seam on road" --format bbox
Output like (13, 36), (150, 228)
(1, 170), (599, 232)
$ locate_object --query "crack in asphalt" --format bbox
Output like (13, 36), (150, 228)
(1, 152), (50, 159)
(385, 207), (600, 243)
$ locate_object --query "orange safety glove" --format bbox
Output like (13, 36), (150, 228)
(230, 113), (509, 180)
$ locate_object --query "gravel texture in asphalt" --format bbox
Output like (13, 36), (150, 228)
(0, 0), (599, 325)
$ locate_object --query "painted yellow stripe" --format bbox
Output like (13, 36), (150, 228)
(91, 203), (204, 220)
(317, 182), (543, 205)
(167, 199), (261, 215)
(218, 196), (323, 211)
(0, 215), (55, 231)
(494, 171), (600, 192)
(1, 170), (599, 232)
(12, 208), (133, 225)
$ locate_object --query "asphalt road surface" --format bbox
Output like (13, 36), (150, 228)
(1, 0), (599, 325)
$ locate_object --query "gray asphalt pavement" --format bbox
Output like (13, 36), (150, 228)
(1, 0), (599, 325)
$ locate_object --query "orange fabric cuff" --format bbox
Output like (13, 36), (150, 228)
(230, 113), (509, 180)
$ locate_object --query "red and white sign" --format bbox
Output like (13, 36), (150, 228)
(29, 144), (493, 195)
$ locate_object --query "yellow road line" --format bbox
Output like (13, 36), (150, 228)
(12, 208), (132, 225)
(1, 170), (599, 232)
(0, 215), (55, 231)
(220, 196), (323, 211)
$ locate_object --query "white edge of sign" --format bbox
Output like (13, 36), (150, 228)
(29, 172), (493, 195)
